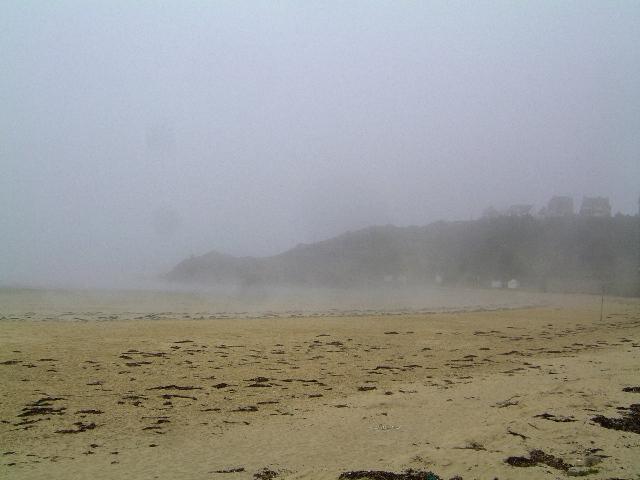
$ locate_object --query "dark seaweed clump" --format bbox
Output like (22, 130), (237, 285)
(338, 470), (448, 480)
(253, 469), (279, 480)
(592, 404), (640, 434)
(505, 449), (572, 471)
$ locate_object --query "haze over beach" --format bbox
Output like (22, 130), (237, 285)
(2, 1), (639, 289)
(1, 1), (640, 479)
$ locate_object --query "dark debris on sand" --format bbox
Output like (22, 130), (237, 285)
(213, 467), (245, 473)
(338, 470), (451, 480)
(592, 404), (640, 434)
(534, 412), (576, 422)
(19, 397), (67, 417)
(505, 449), (572, 471)
(253, 468), (279, 479)
(147, 385), (203, 391)
(232, 405), (258, 412)
(18, 406), (66, 417)
(55, 422), (97, 434)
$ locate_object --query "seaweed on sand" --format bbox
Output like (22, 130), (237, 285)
(505, 449), (572, 471)
(592, 404), (640, 434)
(338, 470), (444, 480)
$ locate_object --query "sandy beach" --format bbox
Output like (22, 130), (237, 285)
(1, 289), (639, 479)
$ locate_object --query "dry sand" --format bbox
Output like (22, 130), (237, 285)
(1, 289), (639, 479)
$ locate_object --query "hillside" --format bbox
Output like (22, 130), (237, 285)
(167, 215), (639, 296)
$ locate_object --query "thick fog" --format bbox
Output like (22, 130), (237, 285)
(2, 1), (639, 288)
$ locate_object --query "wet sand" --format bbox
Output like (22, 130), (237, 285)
(1, 290), (639, 479)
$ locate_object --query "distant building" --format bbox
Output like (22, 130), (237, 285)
(491, 280), (503, 289)
(507, 279), (520, 289)
(579, 197), (611, 217)
(506, 204), (533, 217)
(546, 196), (574, 217)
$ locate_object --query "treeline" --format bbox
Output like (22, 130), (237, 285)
(167, 215), (639, 296)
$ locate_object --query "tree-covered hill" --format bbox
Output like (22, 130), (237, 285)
(167, 215), (639, 296)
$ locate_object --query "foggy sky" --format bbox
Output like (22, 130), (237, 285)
(2, 1), (639, 287)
